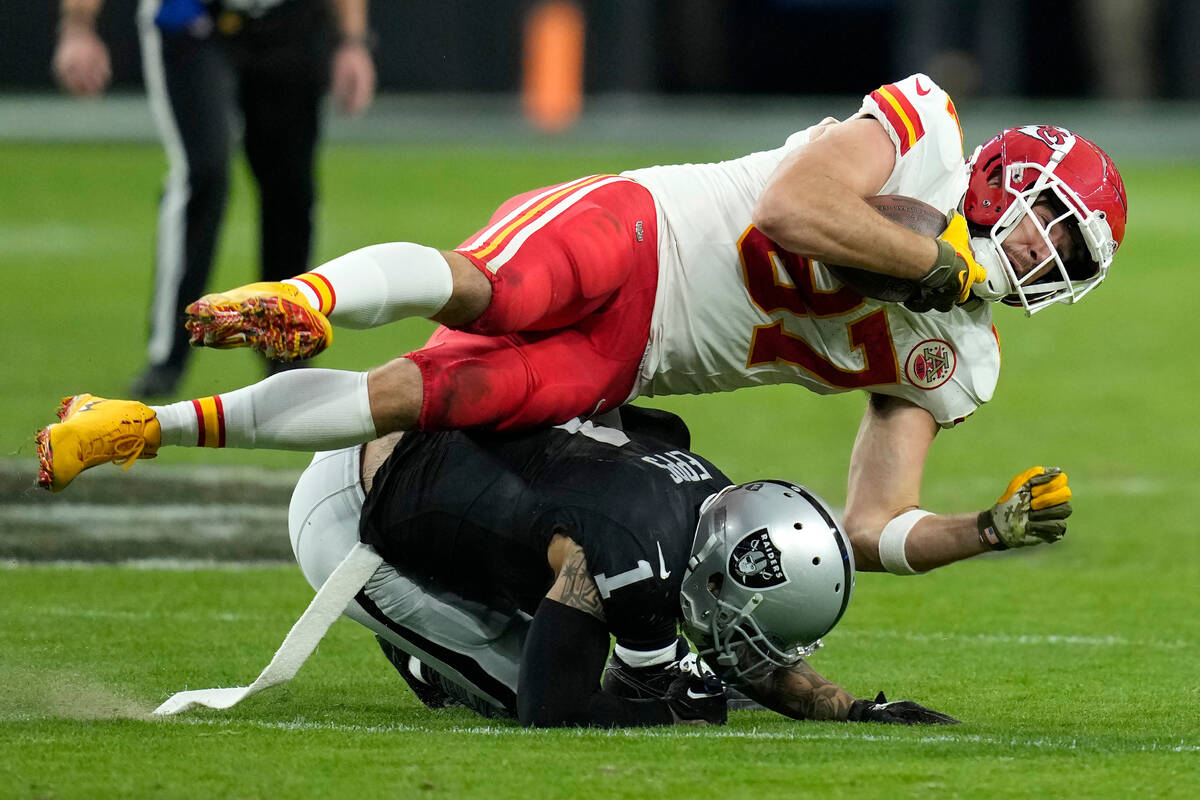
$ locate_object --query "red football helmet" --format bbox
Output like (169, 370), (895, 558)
(963, 126), (1128, 314)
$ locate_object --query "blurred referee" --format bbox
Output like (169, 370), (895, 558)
(52, 0), (376, 397)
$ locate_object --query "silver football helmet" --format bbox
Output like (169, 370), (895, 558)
(679, 481), (855, 682)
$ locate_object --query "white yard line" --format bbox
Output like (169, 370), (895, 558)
(0, 458), (302, 487)
(15, 600), (1192, 650)
(162, 715), (1200, 754)
(838, 629), (1191, 650)
(2, 710), (1195, 754)
(31, 606), (264, 623)
(2, 559), (289, 570)
(0, 504), (284, 529)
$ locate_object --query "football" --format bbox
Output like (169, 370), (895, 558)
(825, 195), (948, 302)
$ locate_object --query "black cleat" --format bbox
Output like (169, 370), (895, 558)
(602, 636), (691, 700)
(376, 636), (459, 709)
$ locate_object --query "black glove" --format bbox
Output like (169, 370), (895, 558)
(664, 654), (728, 726)
(846, 691), (959, 725)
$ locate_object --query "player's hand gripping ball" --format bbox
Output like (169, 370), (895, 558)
(825, 197), (986, 312)
(826, 195), (944, 302)
(908, 212), (989, 312)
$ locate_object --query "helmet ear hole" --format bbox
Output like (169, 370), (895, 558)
(707, 572), (724, 598)
(986, 162), (1003, 188)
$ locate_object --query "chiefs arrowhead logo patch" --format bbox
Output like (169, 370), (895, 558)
(905, 338), (956, 389)
(729, 529), (788, 590)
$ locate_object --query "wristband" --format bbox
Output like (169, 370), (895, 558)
(878, 509), (933, 575)
(976, 511), (1009, 551)
(933, 239), (959, 271)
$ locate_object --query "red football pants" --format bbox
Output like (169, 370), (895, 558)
(407, 175), (658, 431)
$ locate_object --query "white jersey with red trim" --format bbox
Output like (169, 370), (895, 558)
(621, 74), (999, 426)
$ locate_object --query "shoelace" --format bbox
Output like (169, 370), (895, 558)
(77, 423), (151, 471)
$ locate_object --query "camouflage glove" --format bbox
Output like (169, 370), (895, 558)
(978, 466), (1073, 550)
(905, 213), (988, 313)
(847, 691), (960, 725)
(665, 653), (728, 726)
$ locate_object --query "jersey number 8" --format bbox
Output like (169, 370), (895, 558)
(738, 226), (900, 390)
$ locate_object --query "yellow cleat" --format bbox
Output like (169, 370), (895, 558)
(184, 282), (333, 362)
(35, 394), (161, 493)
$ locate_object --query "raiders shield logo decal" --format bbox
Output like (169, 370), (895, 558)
(729, 529), (788, 589)
(905, 338), (956, 390)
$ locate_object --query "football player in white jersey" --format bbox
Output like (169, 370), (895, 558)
(38, 74), (1126, 580)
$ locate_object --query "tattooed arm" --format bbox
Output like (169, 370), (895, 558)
(532, 540), (951, 726)
(739, 659), (856, 721)
(518, 536), (691, 727)
(737, 658), (959, 725)
(545, 536), (606, 621)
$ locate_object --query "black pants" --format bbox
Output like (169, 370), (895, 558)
(136, 0), (331, 372)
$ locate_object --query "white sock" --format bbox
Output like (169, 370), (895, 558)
(151, 400), (199, 448)
(614, 641), (680, 668)
(286, 242), (454, 329)
(152, 370), (377, 450)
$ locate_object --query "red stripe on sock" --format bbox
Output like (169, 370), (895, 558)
(294, 276), (324, 311)
(310, 272), (337, 312)
(191, 399), (206, 448)
(213, 394), (226, 448)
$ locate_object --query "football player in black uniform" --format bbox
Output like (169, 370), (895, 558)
(288, 406), (956, 727)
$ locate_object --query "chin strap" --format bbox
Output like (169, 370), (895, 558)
(154, 542), (383, 715)
(969, 236), (1011, 301)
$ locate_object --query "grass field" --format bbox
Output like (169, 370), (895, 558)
(2, 141), (1198, 798)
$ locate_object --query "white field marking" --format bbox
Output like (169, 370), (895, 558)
(838, 629), (1191, 651)
(29, 606), (266, 623)
(15, 603), (1190, 651)
(1086, 476), (1168, 496)
(0, 503), (283, 532)
(0, 458), (302, 487)
(0, 221), (98, 257)
(0, 459), (1171, 499)
(3, 711), (1197, 755)
(2, 559), (290, 570)
(8, 561), (1188, 651)
(159, 716), (1200, 754)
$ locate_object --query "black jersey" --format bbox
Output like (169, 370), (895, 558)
(359, 409), (731, 651)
